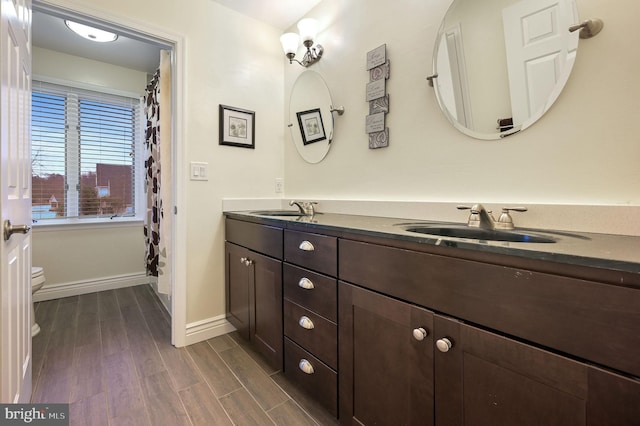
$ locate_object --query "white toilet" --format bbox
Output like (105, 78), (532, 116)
(31, 266), (46, 337)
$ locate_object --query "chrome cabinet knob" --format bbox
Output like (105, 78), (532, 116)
(298, 240), (315, 251)
(299, 359), (315, 375)
(436, 338), (453, 353)
(239, 257), (252, 266)
(298, 277), (315, 290)
(239, 257), (247, 264)
(413, 327), (428, 341)
(298, 316), (315, 330)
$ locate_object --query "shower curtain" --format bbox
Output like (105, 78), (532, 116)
(144, 50), (172, 295)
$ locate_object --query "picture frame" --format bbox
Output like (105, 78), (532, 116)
(296, 108), (326, 145)
(219, 104), (255, 149)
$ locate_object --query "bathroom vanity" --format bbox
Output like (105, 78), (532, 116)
(224, 212), (640, 425)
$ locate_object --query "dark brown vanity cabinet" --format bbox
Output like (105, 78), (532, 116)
(283, 229), (339, 417)
(224, 216), (640, 425)
(225, 219), (283, 370)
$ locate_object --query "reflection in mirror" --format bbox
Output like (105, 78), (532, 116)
(432, 0), (579, 140)
(289, 70), (334, 163)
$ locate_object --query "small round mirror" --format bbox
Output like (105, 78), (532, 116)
(289, 71), (333, 163)
(432, 0), (579, 139)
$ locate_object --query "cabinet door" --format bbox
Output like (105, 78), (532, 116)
(251, 250), (283, 370)
(587, 366), (640, 426)
(435, 315), (589, 426)
(339, 282), (434, 426)
(225, 242), (250, 340)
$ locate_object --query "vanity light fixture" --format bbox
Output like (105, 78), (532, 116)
(280, 18), (323, 67)
(64, 20), (118, 43)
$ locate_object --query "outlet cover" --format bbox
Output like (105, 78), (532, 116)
(275, 178), (284, 193)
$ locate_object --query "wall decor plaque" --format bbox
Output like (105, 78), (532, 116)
(366, 44), (390, 148)
(369, 95), (389, 114)
(366, 44), (386, 70)
(366, 79), (386, 102)
(369, 128), (389, 149)
(366, 112), (385, 134)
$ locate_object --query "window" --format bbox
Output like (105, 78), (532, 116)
(31, 81), (142, 222)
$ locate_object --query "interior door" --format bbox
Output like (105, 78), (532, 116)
(503, 0), (578, 125)
(1, 0), (33, 404)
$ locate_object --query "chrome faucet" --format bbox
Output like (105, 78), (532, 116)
(289, 200), (318, 216)
(458, 204), (527, 230)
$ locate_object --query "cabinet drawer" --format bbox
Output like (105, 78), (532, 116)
(225, 218), (283, 258)
(283, 263), (337, 322)
(284, 338), (337, 418)
(284, 300), (337, 370)
(284, 230), (337, 276)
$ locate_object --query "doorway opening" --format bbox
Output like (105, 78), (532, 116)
(31, 1), (185, 346)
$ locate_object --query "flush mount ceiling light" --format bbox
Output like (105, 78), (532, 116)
(280, 18), (323, 67)
(64, 20), (118, 43)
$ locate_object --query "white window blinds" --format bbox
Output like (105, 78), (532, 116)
(32, 81), (141, 221)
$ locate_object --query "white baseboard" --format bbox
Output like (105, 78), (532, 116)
(184, 315), (236, 346)
(33, 273), (150, 302)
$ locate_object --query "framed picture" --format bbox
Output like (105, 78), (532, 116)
(219, 104), (255, 149)
(296, 108), (326, 145)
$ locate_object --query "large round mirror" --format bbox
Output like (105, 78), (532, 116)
(432, 0), (579, 139)
(289, 70), (334, 163)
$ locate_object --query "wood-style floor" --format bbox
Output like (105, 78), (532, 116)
(32, 285), (338, 426)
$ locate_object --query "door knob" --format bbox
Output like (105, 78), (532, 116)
(3, 220), (31, 241)
(436, 338), (453, 353)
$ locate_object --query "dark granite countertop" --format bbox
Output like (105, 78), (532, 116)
(225, 211), (640, 276)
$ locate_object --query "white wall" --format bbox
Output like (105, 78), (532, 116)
(31, 46), (148, 295)
(283, 0), (640, 219)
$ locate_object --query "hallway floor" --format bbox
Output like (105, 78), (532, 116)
(32, 285), (337, 426)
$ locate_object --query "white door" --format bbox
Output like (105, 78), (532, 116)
(1, 0), (33, 403)
(503, 0), (578, 126)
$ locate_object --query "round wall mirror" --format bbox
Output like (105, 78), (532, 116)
(289, 70), (334, 163)
(432, 0), (579, 139)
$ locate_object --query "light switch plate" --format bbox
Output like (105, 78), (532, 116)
(190, 162), (208, 181)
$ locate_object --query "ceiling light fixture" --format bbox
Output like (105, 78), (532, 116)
(64, 20), (118, 43)
(280, 18), (323, 67)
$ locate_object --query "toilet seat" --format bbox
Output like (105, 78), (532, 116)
(32, 266), (45, 287)
(31, 266), (46, 337)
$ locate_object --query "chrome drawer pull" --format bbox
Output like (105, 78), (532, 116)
(299, 359), (315, 375)
(298, 240), (315, 251)
(298, 316), (315, 330)
(298, 277), (315, 290)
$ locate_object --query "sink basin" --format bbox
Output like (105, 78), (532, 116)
(404, 225), (556, 243)
(250, 210), (306, 217)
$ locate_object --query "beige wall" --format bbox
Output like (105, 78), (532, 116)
(31, 47), (148, 288)
(33, 46), (149, 93)
(284, 0), (640, 211)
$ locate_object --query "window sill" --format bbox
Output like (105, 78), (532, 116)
(32, 217), (144, 232)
